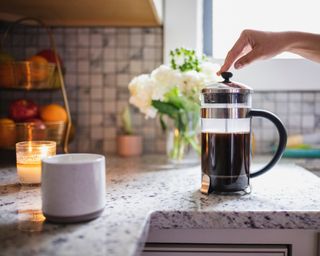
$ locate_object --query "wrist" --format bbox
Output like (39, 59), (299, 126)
(277, 32), (298, 53)
(281, 31), (320, 53)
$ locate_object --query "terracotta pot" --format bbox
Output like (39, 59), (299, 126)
(117, 135), (142, 157)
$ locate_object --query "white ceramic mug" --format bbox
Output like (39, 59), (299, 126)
(41, 153), (106, 223)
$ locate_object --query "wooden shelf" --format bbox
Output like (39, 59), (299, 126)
(0, 0), (162, 27)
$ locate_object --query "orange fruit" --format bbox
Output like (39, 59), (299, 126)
(40, 104), (67, 122)
(28, 55), (48, 64)
(0, 63), (15, 87)
(0, 51), (16, 87)
(27, 55), (49, 82)
(0, 118), (16, 148)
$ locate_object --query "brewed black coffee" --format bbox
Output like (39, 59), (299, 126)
(201, 132), (251, 193)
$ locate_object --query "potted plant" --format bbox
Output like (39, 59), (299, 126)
(117, 105), (142, 157)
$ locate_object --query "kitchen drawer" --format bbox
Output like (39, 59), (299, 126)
(142, 243), (288, 255)
(142, 229), (319, 256)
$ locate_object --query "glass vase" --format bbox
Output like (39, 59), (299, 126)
(166, 112), (200, 166)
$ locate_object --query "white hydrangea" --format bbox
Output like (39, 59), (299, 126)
(128, 61), (221, 118)
(200, 62), (221, 84)
(150, 65), (182, 100)
(179, 70), (205, 96)
(128, 74), (157, 119)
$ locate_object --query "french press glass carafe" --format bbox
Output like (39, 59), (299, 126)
(200, 72), (287, 195)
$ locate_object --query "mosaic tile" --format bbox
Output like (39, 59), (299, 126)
(1, 23), (319, 155)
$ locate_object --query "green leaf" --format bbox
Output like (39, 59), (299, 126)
(169, 47), (204, 72)
(121, 105), (133, 135)
(159, 114), (167, 132)
(165, 88), (184, 108)
(152, 100), (179, 118)
(178, 112), (188, 133)
(169, 88), (196, 108)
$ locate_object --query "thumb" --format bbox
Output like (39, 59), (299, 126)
(234, 50), (259, 69)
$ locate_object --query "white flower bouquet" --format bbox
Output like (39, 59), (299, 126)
(128, 48), (220, 161)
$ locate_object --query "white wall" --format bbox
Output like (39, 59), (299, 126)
(152, 0), (163, 23)
(213, 58), (320, 91)
(164, 0), (320, 91)
(163, 0), (203, 64)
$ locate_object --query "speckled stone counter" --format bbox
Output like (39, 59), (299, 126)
(0, 156), (320, 256)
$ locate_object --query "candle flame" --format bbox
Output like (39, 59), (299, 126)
(28, 142), (32, 153)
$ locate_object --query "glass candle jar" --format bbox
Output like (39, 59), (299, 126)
(16, 141), (56, 185)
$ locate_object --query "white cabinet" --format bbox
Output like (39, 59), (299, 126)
(142, 229), (319, 256)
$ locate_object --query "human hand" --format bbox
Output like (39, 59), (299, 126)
(217, 30), (287, 75)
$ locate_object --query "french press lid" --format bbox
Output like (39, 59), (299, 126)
(201, 72), (253, 104)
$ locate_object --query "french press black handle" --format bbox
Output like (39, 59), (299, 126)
(247, 109), (287, 178)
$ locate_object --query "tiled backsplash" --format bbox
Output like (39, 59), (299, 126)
(0, 22), (319, 154)
(0, 24), (164, 154)
(252, 91), (320, 153)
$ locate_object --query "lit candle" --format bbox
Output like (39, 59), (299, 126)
(16, 141), (56, 185)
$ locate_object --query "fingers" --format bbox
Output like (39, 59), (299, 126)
(217, 32), (249, 75)
(234, 50), (259, 69)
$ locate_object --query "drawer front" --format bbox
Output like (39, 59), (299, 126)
(142, 243), (288, 256)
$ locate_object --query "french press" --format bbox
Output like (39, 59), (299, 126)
(200, 72), (287, 195)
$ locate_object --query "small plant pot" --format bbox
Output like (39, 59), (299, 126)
(117, 135), (142, 157)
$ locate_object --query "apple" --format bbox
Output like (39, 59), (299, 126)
(25, 118), (47, 140)
(25, 118), (46, 130)
(9, 99), (39, 122)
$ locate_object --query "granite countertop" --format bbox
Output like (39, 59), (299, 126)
(0, 155), (320, 256)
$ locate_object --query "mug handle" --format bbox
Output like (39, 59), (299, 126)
(247, 109), (287, 178)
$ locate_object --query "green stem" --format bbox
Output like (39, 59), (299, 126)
(168, 113), (200, 161)
(185, 135), (201, 155)
(169, 128), (185, 160)
(177, 134), (185, 160)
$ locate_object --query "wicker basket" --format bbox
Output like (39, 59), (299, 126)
(0, 121), (66, 150)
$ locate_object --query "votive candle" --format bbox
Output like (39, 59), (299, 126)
(16, 141), (56, 185)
